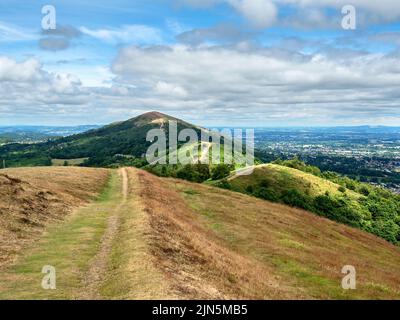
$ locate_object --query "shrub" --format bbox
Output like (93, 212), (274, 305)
(281, 189), (313, 211)
(177, 164), (210, 183)
(211, 164), (234, 180)
(254, 187), (279, 202)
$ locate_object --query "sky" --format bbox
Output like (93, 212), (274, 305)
(0, 0), (400, 127)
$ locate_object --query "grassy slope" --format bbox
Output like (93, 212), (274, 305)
(0, 167), (109, 267)
(0, 171), (120, 299)
(227, 163), (361, 199)
(163, 176), (400, 299)
(0, 167), (399, 299)
(0, 168), (174, 300)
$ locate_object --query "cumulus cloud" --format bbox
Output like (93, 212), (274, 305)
(0, 56), (86, 115)
(0, 57), (42, 82)
(177, 0), (277, 28)
(228, 0), (277, 28)
(278, 0), (400, 28)
(109, 44), (400, 124)
(177, 0), (400, 29)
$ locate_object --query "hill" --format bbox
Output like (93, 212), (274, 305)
(219, 163), (400, 244)
(0, 167), (399, 299)
(0, 111), (204, 168)
(0, 167), (109, 267)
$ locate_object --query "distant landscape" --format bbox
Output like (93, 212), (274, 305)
(0, 112), (399, 300)
(2, 123), (399, 193)
(2, 0), (400, 303)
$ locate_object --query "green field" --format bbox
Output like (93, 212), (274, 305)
(51, 158), (89, 166)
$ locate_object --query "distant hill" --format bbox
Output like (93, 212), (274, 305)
(0, 112), (205, 168)
(0, 125), (99, 144)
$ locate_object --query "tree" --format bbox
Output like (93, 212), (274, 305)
(211, 164), (234, 180)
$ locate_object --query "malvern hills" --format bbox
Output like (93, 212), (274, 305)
(0, 111), (204, 168)
(0, 112), (399, 299)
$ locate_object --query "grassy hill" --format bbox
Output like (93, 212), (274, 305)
(217, 163), (400, 244)
(0, 167), (109, 267)
(0, 167), (399, 299)
(0, 111), (204, 168)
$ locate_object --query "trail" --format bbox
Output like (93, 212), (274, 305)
(80, 168), (128, 300)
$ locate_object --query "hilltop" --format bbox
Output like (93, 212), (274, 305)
(0, 111), (203, 168)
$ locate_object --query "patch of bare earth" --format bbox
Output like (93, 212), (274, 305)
(0, 167), (109, 269)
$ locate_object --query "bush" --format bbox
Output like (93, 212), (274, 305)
(211, 164), (234, 180)
(314, 195), (362, 227)
(254, 187), (279, 202)
(216, 179), (232, 190)
(281, 189), (313, 211)
(177, 164), (210, 183)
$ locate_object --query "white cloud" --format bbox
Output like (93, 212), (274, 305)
(178, 0), (400, 28)
(80, 25), (162, 44)
(0, 56), (86, 113)
(109, 44), (400, 124)
(177, 0), (277, 28)
(155, 81), (188, 97)
(228, 0), (277, 28)
(278, 0), (400, 25)
(0, 57), (42, 82)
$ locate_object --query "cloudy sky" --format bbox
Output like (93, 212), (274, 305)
(0, 0), (399, 126)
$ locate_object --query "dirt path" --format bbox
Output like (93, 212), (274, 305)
(80, 168), (128, 300)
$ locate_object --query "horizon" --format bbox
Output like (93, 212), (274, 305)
(1, 1), (400, 126)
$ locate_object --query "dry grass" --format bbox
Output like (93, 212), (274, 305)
(136, 169), (302, 299)
(100, 168), (175, 299)
(0, 167), (109, 268)
(1, 166), (399, 300)
(229, 164), (361, 199)
(164, 177), (400, 299)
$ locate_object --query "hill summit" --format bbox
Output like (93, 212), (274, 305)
(0, 111), (203, 168)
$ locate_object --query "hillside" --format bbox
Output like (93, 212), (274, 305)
(0, 112), (204, 168)
(0, 167), (109, 267)
(220, 163), (400, 244)
(0, 167), (399, 299)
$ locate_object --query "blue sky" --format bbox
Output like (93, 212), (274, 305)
(0, 0), (400, 126)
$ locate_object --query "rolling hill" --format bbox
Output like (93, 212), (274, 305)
(218, 163), (400, 244)
(0, 167), (399, 299)
(0, 111), (206, 168)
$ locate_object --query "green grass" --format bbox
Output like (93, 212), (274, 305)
(51, 158), (88, 166)
(0, 170), (121, 300)
(270, 257), (350, 299)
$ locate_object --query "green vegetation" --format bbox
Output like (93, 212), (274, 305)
(51, 158), (88, 166)
(223, 159), (400, 244)
(0, 112), (196, 168)
(0, 171), (119, 299)
(146, 163), (235, 183)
